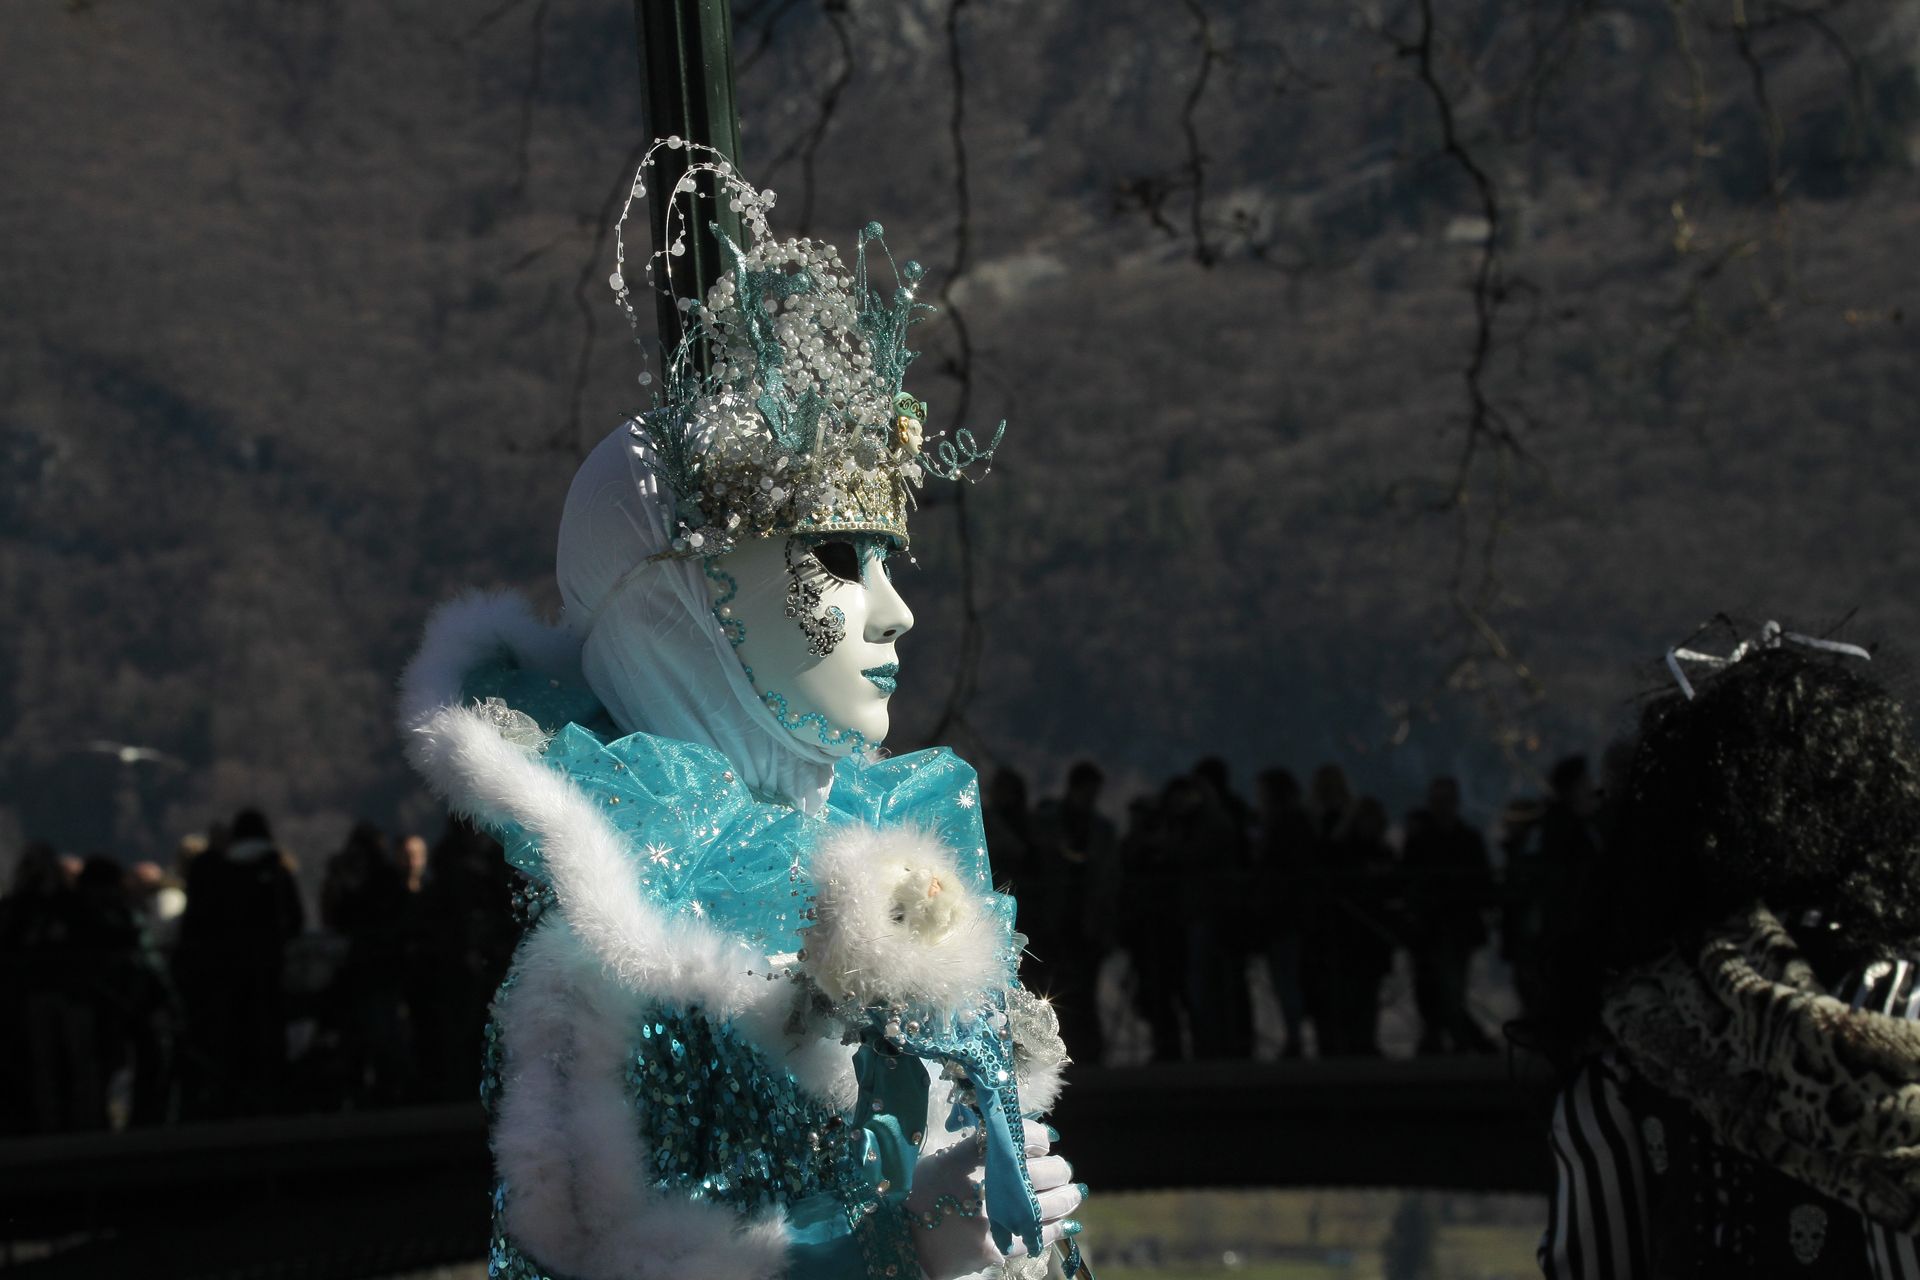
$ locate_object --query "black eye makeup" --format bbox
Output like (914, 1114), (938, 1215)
(804, 533), (900, 586)
(809, 539), (862, 584)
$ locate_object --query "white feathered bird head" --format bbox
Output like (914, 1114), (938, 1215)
(800, 824), (1007, 1012)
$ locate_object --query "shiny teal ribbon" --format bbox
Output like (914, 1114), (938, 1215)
(884, 991), (1042, 1257)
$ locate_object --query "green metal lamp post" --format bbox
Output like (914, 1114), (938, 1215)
(632, 0), (745, 362)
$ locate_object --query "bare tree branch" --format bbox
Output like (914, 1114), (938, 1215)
(736, 0), (807, 75)
(1179, 0), (1226, 267)
(759, 1), (856, 236)
(550, 136), (653, 455)
(1384, 0), (1546, 738)
(510, 0), (551, 196)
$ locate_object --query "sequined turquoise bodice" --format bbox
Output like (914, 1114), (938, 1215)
(629, 1008), (862, 1213)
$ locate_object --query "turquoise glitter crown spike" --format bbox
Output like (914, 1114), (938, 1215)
(610, 138), (1004, 559)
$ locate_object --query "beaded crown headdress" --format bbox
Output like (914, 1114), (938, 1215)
(610, 138), (1002, 559)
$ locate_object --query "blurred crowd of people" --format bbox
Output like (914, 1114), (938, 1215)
(987, 751), (1615, 1065)
(0, 810), (516, 1135)
(0, 749), (1611, 1132)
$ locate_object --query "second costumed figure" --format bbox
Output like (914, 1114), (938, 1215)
(400, 141), (1089, 1280)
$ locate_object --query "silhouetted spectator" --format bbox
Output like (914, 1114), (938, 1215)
(175, 809), (304, 1118)
(182, 826), (219, 884)
(1306, 792), (1396, 1056)
(1253, 768), (1314, 1057)
(321, 819), (409, 1106)
(983, 767), (1039, 912)
(1117, 792), (1185, 1062)
(121, 860), (182, 1124)
(0, 842), (93, 1133)
(129, 859), (186, 949)
(1506, 755), (1601, 1019)
(1191, 758), (1256, 1057)
(1299, 763), (1353, 1054)
(406, 819), (515, 1102)
(1402, 777), (1495, 1054)
(1495, 793), (1545, 1011)
(1031, 761), (1119, 1065)
(1538, 755), (1601, 864)
(395, 831), (436, 1100)
(1307, 763), (1355, 841)
(70, 856), (170, 1127)
(1157, 771), (1244, 1058)
(1594, 735), (1637, 850)
(399, 833), (429, 894)
(169, 823), (221, 1118)
(1193, 756), (1253, 860)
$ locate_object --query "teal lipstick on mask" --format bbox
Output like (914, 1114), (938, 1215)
(862, 662), (899, 695)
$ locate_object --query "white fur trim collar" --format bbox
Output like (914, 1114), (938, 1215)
(400, 592), (856, 1105)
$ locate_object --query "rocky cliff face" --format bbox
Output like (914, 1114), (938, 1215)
(4, 0), (1917, 864)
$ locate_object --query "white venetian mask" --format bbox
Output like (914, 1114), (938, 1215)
(709, 533), (913, 752)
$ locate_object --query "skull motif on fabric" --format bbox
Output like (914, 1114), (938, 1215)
(1641, 1116), (1669, 1175)
(1788, 1203), (1828, 1264)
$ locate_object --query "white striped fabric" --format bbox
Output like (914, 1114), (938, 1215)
(1853, 960), (1920, 1280)
(1540, 1057), (1649, 1277)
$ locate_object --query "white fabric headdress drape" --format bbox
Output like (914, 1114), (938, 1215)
(555, 425), (838, 814)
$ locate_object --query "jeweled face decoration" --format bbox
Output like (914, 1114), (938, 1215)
(710, 532), (912, 751)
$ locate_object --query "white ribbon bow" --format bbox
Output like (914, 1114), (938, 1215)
(1665, 619), (1871, 700)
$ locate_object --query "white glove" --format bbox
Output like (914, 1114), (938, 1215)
(907, 1120), (1085, 1280)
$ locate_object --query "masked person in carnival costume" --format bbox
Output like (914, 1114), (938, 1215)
(399, 142), (1087, 1280)
(1537, 621), (1920, 1278)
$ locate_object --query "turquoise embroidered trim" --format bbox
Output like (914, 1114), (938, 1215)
(704, 558), (746, 648)
(851, 1193), (921, 1280)
(760, 686), (878, 755)
(912, 1191), (983, 1231)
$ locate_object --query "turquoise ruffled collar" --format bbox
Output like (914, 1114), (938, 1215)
(462, 635), (994, 963)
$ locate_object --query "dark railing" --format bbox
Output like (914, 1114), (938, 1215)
(0, 1057), (1553, 1277)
